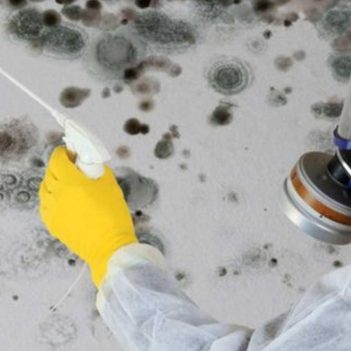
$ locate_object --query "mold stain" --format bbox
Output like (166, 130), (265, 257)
(274, 55), (293, 72)
(207, 56), (253, 95)
(154, 138), (174, 159)
(266, 87), (288, 107)
(133, 10), (196, 53)
(311, 99), (343, 119)
(116, 167), (159, 210)
(0, 117), (38, 162)
(116, 145), (131, 159)
(328, 53), (351, 82)
(59, 86), (90, 108)
(38, 314), (77, 347)
(136, 230), (165, 254)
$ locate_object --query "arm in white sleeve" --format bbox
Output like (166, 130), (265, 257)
(96, 243), (351, 351)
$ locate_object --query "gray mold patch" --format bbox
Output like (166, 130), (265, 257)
(266, 87), (288, 107)
(193, 0), (231, 21)
(0, 117), (38, 162)
(116, 167), (159, 210)
(317, 4), (351, 38)
(59, 86), (91, 108)
(38, 314), (78, 347)
(0, 227), (74, 278)
(207, 56), (253, 95)
(311, 100), (343, 119)
(307, 128), (334, 154)
(8, 8), (87, 59)
(246, 36), (268, 55)
(328, 53), (351, 82)
(85, 29), (144, 82)
(133, 10), (196, 53)
(40, 22), (87, 58)
(8, 7), (44, 41)
(154, 138), (174, 159)
(137, 230), (165, 254)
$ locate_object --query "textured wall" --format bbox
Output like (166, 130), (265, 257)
(0, 0), (351, 350)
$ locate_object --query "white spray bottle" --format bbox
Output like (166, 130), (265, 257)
(0, 66), (111, 179)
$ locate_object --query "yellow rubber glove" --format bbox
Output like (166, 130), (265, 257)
(39, 146), (138, 287)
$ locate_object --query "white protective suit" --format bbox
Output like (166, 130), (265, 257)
(97, 243), (351, 351)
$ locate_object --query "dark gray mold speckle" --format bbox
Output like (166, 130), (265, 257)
(116, 145), (131, 159)
(311, 100), (343, 119)
(39, 314), (77, 347)
(137, 231), (165, 254)
(217, 266), (227, 277)
(59, 86), (90, 108)
(62, 4), (82, 21)
(116, 167), (159, 210)
(246, 36), (267, 54)
(207, 57), (253, 95)
(101, 87), (111, 98)
(154, 139), (174, 159)
(318, 6), (351, 37)
(329, 54), (351, 82)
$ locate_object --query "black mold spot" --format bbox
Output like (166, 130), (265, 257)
(154, 139), (174, 159)
(59, 86), (90, 108)
(253, 0), (275, 13)
(175, 271), (186, 281)
(135, 0), (152, 9)
(274, 55), (293, 71)
(134, 10), (196, 52)
(123, 118), (149, 135)
(267, 87), (287, 107)
(39, 314), (77, 347)
(207, 57), (253, 95)
(333, 260), (343, 268)
(0, 117), (38, 161)
(217, 266), (227, 277)
(210, 102), (234, 126)
(269, 257), (278, 267)
(30, 157), (45, 168)
(311, 100), (343, 119)
(137, 231), (165, 254)
(42, 10), (61, 27)
(67, 258), (76, 266)
(329, 54), (351, 82)
(263, 29), (272, 39)
(12, 295), (19, 301)
(116, 167), (159, 209)
(7, 0), (27, 8)
(86, 0), (102, 10)
(40, 23), (87, 57)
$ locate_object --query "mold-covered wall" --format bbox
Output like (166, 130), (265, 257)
(0, 0), (351, 350)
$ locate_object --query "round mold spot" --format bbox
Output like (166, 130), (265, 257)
(206, 56), (253, 95)
(84, 28), (145, 82)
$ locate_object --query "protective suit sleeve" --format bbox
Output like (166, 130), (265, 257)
(97, 243), (351, 351)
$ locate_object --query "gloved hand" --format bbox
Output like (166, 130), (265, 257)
(39, 146), (138, 287)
